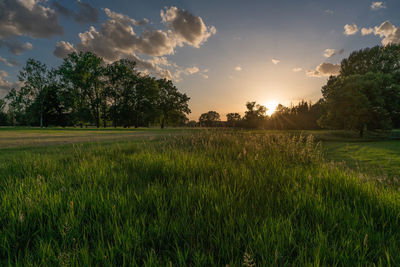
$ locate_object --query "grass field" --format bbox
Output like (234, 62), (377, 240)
(1, 128), (400, 266)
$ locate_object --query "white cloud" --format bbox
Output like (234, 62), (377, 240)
(306, 62), (340, 77)
(161, 6), (216, 48)
(361, 27), (374, 35)
(200, 73), (208, 79)
(344, 24), (358, 35)
(324, 9), (334, 14)
(53, 41), (76, 58)
(360, 21), (400, 46)
(292, 67), (302, 72)
(323, 49), (336, 58)
(371, 2), (386, 10)
(54, 7), (215, 82)
(271, 59), (280, 64)
(235, 66), (242, 71)
(186, 66), (199, 74)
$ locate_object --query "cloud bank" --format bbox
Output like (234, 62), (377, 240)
(54, 6), (216, 81)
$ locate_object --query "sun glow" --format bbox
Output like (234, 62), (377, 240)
(265, 100), (279, 116)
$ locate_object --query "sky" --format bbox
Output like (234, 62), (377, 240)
(0, 0), (400, 120)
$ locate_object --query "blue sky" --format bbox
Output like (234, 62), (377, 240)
(1, 0), (399, 119)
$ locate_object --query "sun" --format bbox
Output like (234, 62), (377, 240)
(265, 100), (279, 116)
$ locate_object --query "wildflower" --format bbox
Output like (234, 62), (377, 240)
(18, 212), (25, 223)
(243, 252), (255, 267)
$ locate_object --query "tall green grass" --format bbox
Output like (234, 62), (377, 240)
(1, 130), (399, 266)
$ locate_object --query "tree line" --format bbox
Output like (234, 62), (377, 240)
(1, 44), (399, 136)
(197, 100), (323, 130)
(198, 44), (400, 137)
(0, 52), (190, 128)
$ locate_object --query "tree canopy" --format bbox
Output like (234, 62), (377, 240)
(1, 52), (191, 128)
(319, 44), (400, 137)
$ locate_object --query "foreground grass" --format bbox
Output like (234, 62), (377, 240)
(1, 130), (400, 266)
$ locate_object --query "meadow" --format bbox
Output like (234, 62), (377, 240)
(0, 128), (400, 266)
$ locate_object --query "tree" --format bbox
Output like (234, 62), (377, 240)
(133, 76), (159, 128)
(243, 101), (266, 128)
(226, 112), (241, 127)
(319, 45), (400, 136)
(157, 78), (190, 129)
(104, 59), (138, 128)
(18, 59), (49, 127)
(58, 51), (105, 128)
(199, 111), (220, 127)
(319, 73), (393, 137)
(0, 98), (8, 125)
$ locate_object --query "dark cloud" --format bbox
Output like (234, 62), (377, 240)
(53, 1), (98, 24)
(0, 39), (33, 55)
(0, 56), (20, 67)
(0, 0), (63, 40)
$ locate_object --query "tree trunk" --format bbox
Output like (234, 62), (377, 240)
(359, 127), (364, 138)
(161, 117), (165, 129)
(39, 102), (43, 128)
(96, 109), (100, 128)
(134, 113), (139, 128)
(40, 111), (43, 128)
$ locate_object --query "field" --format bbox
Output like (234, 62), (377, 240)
(1, 128), (400, 266)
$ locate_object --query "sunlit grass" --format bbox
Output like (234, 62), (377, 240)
(0, 129), (399, 265)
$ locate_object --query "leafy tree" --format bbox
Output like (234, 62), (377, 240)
(58, 51), (104, 128)
(199, 110), (220, 127)
(243, 101), (266, 128)
(226, 112), (241, 127)
(187, 120), (197, 127)
(133, 76), (159, 128)
(320, 44), (400, 136)
(319, 73), (393, 137)
(157, 78), (190, 129)
(104, 59), (138, 127)
(0, 98), (8, 125)
(18, 59), (49, 127)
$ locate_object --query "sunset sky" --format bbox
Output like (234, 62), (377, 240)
(1, 0), (399, 120)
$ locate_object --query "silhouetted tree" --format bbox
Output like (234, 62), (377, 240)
(319, 73), (393, 137)
(243, 101), (266, 128)
(157, 78), (190, 129)
(226, 112), (241, 127)
(319, 44), (400, 136)
(0, 99), (8, 126)
(199, 110), (220, 127)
